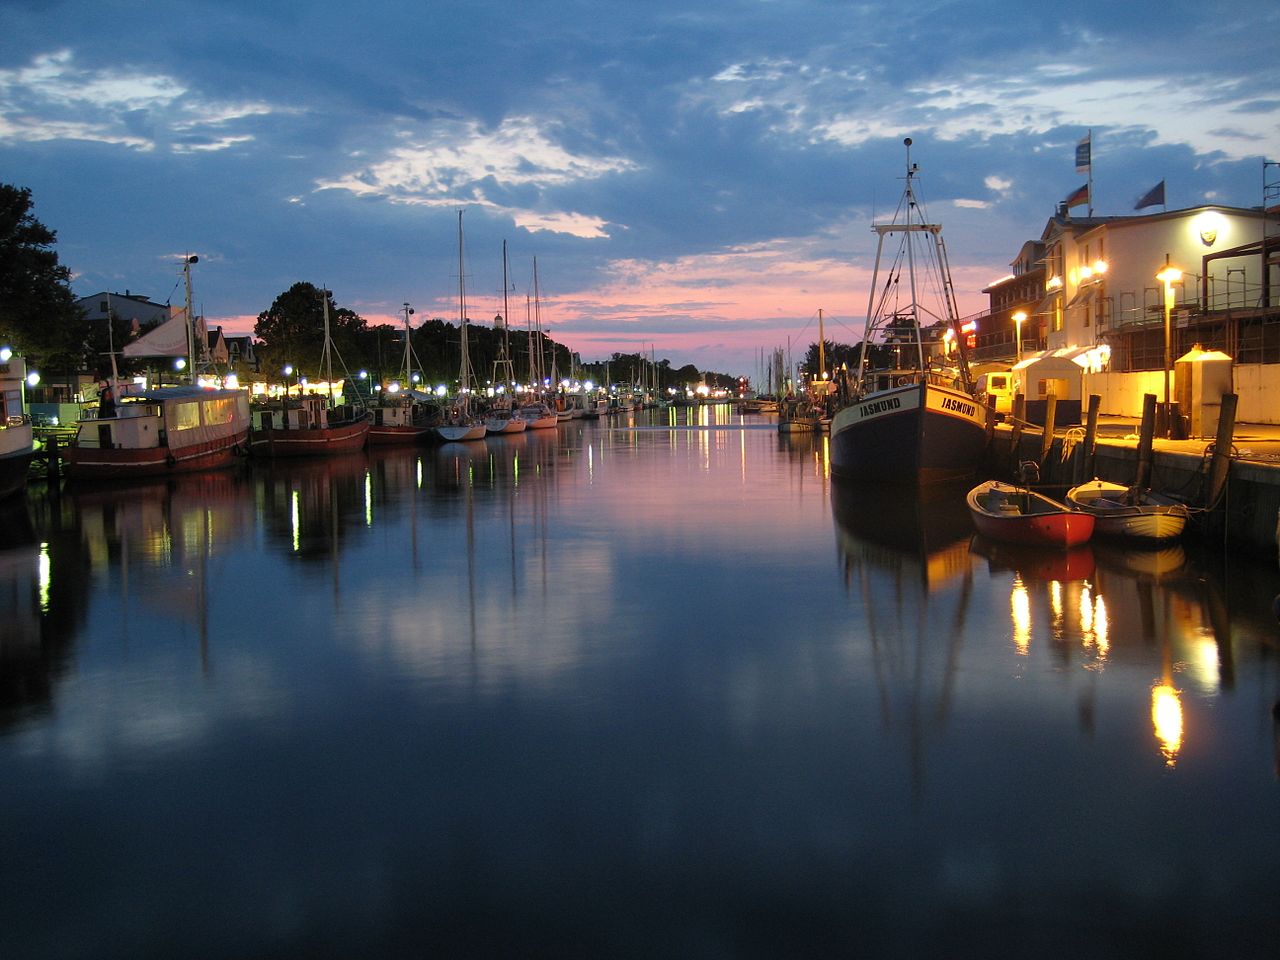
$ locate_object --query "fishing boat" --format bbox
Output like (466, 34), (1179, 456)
(65, 383), (251, 480)
(249, 293), (370, 456)
(250, 394), (369, 456)
(367, 304), (438, 444)
(0, 350), (35, 500)
(65, 255), (251, 481)
(368, 390), (438, 444)
(966, 479), (1095, 549)
(830, 139), (986, 484)
(435, 211), (486, 443)
(1064, 479), (1189, 543)
(777, 396), (819, 433)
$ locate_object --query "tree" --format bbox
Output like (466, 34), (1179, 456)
(0, 184), (87, 370)
(254, 282), (367, 380)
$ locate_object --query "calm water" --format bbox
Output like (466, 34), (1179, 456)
(2, 406), (1279, 959)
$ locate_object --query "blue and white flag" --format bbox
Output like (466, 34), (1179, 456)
(1075, 133), (1091, 174)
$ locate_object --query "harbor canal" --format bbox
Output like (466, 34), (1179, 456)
(2, 406), (1279, 958)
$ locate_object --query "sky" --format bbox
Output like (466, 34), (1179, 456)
(2, 0), (1277, 377)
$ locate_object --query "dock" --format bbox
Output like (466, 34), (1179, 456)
(989, 394), (1280, 556)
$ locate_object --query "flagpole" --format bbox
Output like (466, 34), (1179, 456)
(1086, 128), (1093, 217)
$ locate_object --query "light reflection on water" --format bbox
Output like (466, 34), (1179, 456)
(1, 407), (1279, 958)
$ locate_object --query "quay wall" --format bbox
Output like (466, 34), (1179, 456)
(987, 428), (1280, 557)
(1084, 364), (1280, 425)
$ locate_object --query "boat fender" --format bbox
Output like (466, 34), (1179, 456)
(897, 377), (909, 387)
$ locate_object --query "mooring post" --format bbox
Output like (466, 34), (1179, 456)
(1074, 394), (1100, 486)
(1038, 396), (1058, 481)
(1136, 393), (1157, 490)
(1010, 393), (1026, 475)
(1204, 393), (1238, 511)
(46, 433), (61, 481)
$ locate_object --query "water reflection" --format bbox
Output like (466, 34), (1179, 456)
(3, 415), (1279, 956)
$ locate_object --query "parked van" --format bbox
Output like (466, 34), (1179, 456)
(975, 370), (1014, 416)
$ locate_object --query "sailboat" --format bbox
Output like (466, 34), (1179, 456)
(248, 290), (370, 456)
(0, 350), (35, 500)
(516, 260), (558, 430)
(829, 139), (986, 484)
(485, 241), (528, 436)
(436, 211), (488, 443)
(65, 255), (252, 481)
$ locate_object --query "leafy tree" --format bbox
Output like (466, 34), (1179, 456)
(254, 282), (368, 380)
(0, 184), (87, 371)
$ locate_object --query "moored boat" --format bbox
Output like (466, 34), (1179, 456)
(1065, 478), (1189, 543)
(0, 351), (35, 500)
(830, 139), (986, 484)
(249, 394), (369, 457)
(368, 391), (438, 445)
(966, 479), (1095, 549)
(64, 384), (251, 481)
(434, 210), (486, 444)
(517, 401), (558, 430)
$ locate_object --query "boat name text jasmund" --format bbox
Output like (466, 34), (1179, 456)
(940, 396), (976, 417)
(859, 396), (901, 417)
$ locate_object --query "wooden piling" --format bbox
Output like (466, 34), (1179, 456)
(1009, 393), (1025, 476)
(46, 433), (61, 481)
(1204, 392), (1238, 510)
(1038, 396), (1057, 480)
(1073, 394), (1100, 486)
(1135, 393), (1156, 489)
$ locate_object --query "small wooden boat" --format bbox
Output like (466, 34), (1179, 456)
(1065, 479), (1189, 543)
(966, 479), (1094, 549)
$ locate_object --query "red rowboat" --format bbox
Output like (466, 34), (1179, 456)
(966, 479), (1094, 549)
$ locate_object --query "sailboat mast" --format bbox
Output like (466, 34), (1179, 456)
(457, 210), (470, 402)
(818, 308), (826, 382)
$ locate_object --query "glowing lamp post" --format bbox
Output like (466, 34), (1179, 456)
(1011, 311), (1027, 364)
(1156, 257), (1183, 438)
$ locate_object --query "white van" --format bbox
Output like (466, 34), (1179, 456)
(975, 371), (1014, 415)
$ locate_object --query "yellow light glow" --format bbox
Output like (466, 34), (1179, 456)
(1046, 276), (1063, 291)
(1094, 595), (1109, 659)
(1191, 211), (1228, 248)
(1093, 260), (1108, 275)
(1151, 683), (1183, 767)
(38, 542), (52, 614)
(1156, 265), (1183, 285)
(1011, 576), (1031, 656)
(1079, 265), (1093, 280)
(1050, 580), (1063, 620)
(1079, 585), (1093, 633)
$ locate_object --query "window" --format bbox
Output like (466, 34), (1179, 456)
(172, 400), (202, 431)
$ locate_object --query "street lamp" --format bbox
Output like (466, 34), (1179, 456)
(1011, 311), (1027, 364)
(283, 364), (294, 399)
(1156, 256), (1183, 438)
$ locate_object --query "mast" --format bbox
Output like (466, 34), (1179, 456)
(320, 288), (333, 398)
(457, 210), (471, 408)
(182, 254), (199, 380)
(818, 308), (826, 383)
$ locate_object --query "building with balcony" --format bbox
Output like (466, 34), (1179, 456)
(971, 202), (1279, 425)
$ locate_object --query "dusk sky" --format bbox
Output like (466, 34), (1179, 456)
(3, 1), (1276, 376)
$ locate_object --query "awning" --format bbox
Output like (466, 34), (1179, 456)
(1066, 287), (1095, 309)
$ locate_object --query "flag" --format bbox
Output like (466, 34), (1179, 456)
(1075, 133), (1091, 173)
(1064, 183), (1089, 209)
(1135, 180), (1165, 210)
